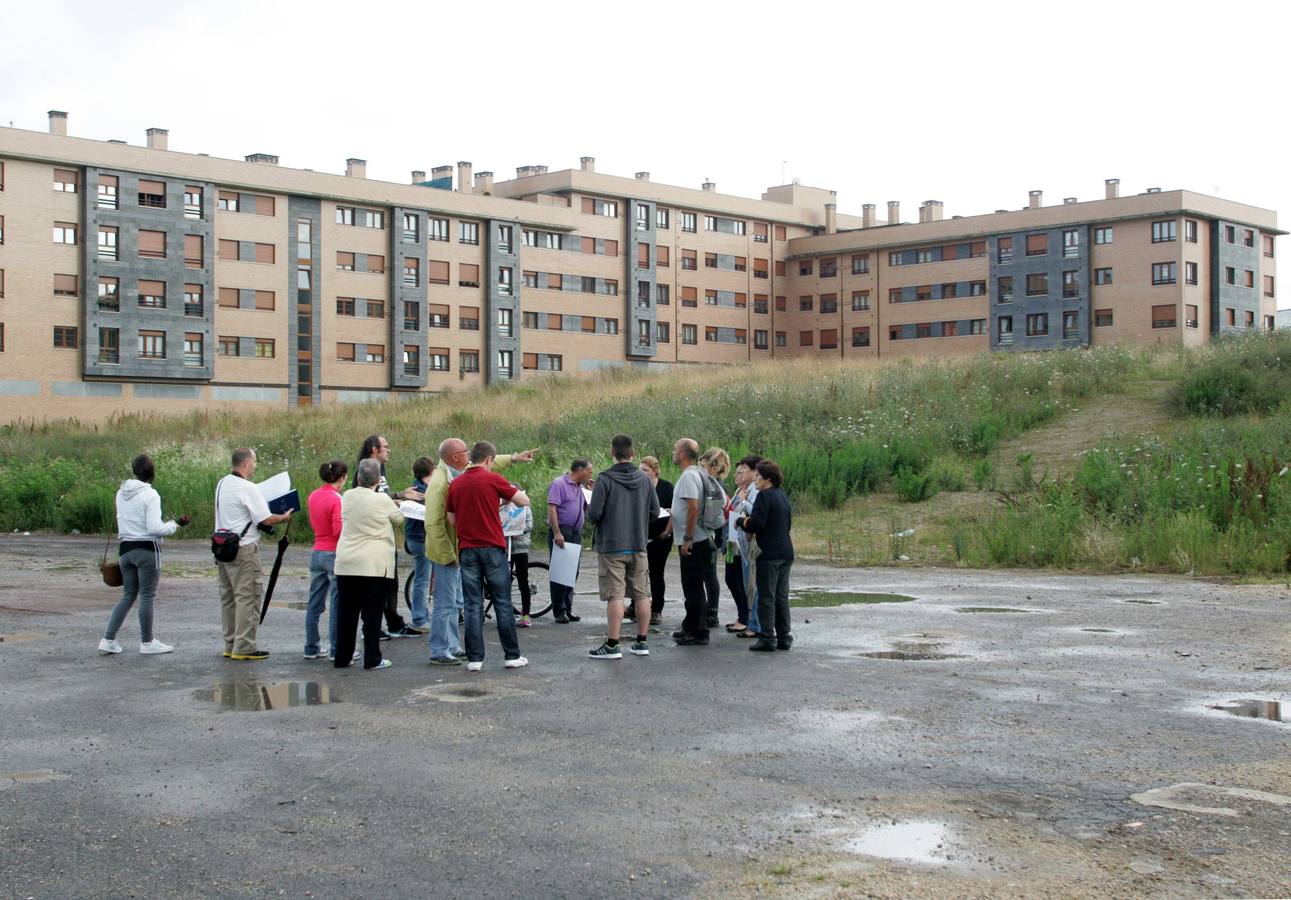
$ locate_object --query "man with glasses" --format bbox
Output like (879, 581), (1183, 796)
(425, 437), (535, 665)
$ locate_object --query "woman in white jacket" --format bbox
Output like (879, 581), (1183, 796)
(98, 454), (189, 655)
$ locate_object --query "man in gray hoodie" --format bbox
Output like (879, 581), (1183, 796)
(586, 434), (660, 659)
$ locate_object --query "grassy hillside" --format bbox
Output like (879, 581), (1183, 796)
(3, 333), (1289, 576)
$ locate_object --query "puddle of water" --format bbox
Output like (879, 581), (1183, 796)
(1081, 628), (1117, 633)
(791, 591), (915, 607)
(1207, 700), (1283, 722)
(955, 607), (1029, 614)
(1123, 600), (1161, 605)
(859, 640), (965, 661)
(409, 683), (531, 703)
(0, 633), (44, 643)
(846, 820), (953, 865)
(1132, 782), (1291, 817)
(193, 681), (334, 711)
(268, 601), (309, 611)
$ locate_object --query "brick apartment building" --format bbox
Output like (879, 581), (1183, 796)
(0, 112), (1280, 422)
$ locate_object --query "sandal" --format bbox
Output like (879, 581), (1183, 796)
(735, 628), (759, 639)
(724, 622), (746, 633)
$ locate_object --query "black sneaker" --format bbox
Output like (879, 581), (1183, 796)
(566, 613), (581, 623)
(390, 625), (421, 638)
(706, 615), (719, 628)
(554, 615), (570, 624)
(429, 656), (461, 666)
(378, 631), (392, 641)
(750, 639), (778, 652)
(230, 648), (270, 660)
(674, 633), (709, 646)
(588, 642), (623, 660)
(777, 638), (794, 651)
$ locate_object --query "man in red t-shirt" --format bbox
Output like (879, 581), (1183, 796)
(446, 441), (532, 671)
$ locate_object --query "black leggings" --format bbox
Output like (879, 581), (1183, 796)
(513, 552), (531, 615)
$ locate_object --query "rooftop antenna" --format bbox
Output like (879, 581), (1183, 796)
(781, 160), (788, 183)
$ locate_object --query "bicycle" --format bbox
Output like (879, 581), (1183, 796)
(404, 554), (553, 620)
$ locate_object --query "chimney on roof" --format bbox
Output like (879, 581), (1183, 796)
(635, 171), (650, 181)
(145, 128), (168, 151)
(580, 156), (595, 173)
(702, 181), (716, 192)
(245, 153), (278, 164)
(825, 203), (837, 235)
(432, 165), (453, 184)
(516, 165), (539, 178)
(926, 200), (944, 221)
(918, 203), (928, 224)
(1028, 189), (1043, 209)
(1146, 187), (1161, 194)
(475, 171), (494, 195)
(887, 200), (900, 224)
(411, 170), (426, 184)
(1064, 197), (1077, 204)
(48, 110), (67, 136)
(1105, 178), (1120, 199)
(346, 158), (366, 178)
(457, 161), (472, 193)
(862, 204), (876, 228)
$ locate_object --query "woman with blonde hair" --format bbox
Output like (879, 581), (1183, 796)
(698, 447), (730, 629)
(635, 455), (673, 625)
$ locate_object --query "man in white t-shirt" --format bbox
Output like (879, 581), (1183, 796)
(214, 448), (293, 660)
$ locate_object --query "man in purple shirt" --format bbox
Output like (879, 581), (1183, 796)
(546, 459), (593, 623)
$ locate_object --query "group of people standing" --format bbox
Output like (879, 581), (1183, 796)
(97, 432), (795, 666)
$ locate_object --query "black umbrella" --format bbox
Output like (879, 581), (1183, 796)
(259, 520), (292, 624)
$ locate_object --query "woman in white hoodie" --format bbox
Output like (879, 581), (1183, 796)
(98, 454), (189, 655)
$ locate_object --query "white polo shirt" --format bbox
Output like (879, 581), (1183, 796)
(215, 474), (272, 546)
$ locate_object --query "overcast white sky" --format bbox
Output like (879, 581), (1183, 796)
(1, 0), (1286, 308)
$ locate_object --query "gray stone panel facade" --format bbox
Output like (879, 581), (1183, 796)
(390, 207), (429, 389)
(627, 199), (657, 358)
(989, 225), (1089, 352)
(1211, 220), (1262, 334)
(81, 168), (216, 381)
(485, 219), (521, 384)
(288, 196), (321, 404)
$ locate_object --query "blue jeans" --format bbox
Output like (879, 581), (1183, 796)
(429, 561), (464, 659)
(460, 546), (521, 663)
(742, 554), (761, 633)
(404, 537), (431, 628)
(306, 550), (338, 656)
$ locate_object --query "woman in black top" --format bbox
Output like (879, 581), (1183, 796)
(738, 459), (794, 652)
(636, 456), (673, 624)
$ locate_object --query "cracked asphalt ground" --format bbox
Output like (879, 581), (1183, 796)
(1, 535), (1288, 898)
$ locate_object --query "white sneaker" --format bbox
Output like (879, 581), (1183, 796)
(98, 638), (122, 654)
(503, 656), (528, 669)
(139, 639), (174, 655)
(466, 661), (483, 673)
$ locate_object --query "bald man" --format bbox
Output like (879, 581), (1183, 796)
(671, 437), (712, 646)
(425, 437), (536, 665)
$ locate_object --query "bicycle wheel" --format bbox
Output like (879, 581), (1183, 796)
(523, 562), (553, 618)
(403, 570), (415, 610)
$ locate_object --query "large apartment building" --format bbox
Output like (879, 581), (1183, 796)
(0, 112), (1281, 422)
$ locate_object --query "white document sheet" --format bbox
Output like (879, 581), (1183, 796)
(257, 471), (292, 503)
(399, 500), (426, 521)
(549, 541), (583, 587)
(582, 486), (593, 505)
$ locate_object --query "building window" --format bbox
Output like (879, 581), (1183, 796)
(336, 297), (356, 316)
(138, 280), (166, 308)
(997, 237), (1014, 263)
(335, 206), (353, 225)
(97, 177), (118, 209)
(1095, 309), (1113, 327)
(336, 342), (355, 361)
(184, 285), (203, 317)
(820, 258), (838, 278)
(657, 284), (670, 306)
(53, 273), (78, 297)
(997, 316), (1013, 344)
(218, 336), (239, 357)
(1026, 313), (1047, 336)
(1224, 225), (1236, 244)
(635, 205), (649, 231)
(361, 208), (383, 228)
(705, 253), (718, 269)
(851, 326), (870, 348)
(704, 215), (717, 231)
(775, 331), (786, 347)
(1062, 270), (1079, 298)
(657, 322), (670, 343)
(851, 254), (870, 274)
(496, 350), (512, 378)
(1062, 311), (1079, 340)
(53, 169), (78, 193)
(1151, 304), (1177, 329)
(1185, 261), (1198, 285)
(184, 334), (203, 367)
(497, 308), (513, 337)
(429, 349), (450, 372)
(98, 327), (119, 364)
(636, 319), (651, 346)
(1243, 229), (1255, 248)
(1025, 233), (1047, 256)
(1152, 262), (1177, 285)
(522, 311), (538, 330)
(363, 343), (383, 364)
(365, 300), (384, 319)
(753, 222), (768, 243)
(681, 212), (697, 233)
(429, 217), (449, 241)
(1186, 304), (1199, 328)
(403, 213), (419, 243)
(53, 325), (79, 349)
(1184, 219), (1198, 243)
(1151, 220), (1176, 243)
(1026, 273), (1048, 296)
(1264, 274), (1276, 297)
(681, 324), (697, 345)
(218, 191), (240, 212)
(681, 250), (697, 271)
(138, 229), (166, 259)
(53, 222), (77, 245)
(593, 199), (618, 218)
(544, 232), (561, 250)
(459, 221), (479, 245)
(1062, 229), (1080, 258)
(997, 276), (1014, 303)
(657, 208), (670, 230)
(401, 301), (420, 331)
(497, 224), (513, 251)
(1263, 235), (1275, 258)
(851, 291), (870, 311)
(138, 330), (165, 358)
(798, 295), (813, 312)
(97, 277), (120, 310)
(138, 180), (166, 208)
(403, 258), (419, 287)
(402, 345), (420, 374)
(1225, 266), (1236, 285)
(1095, 267), (1113, 286)
(1094, 226), (1113, 245)
(820, 294), (838, 314)
(460, 351), (480, 373)
(458, 263), (480, 287)
(970, 319), (986, 335)
(255, 339), (276, 358)
(799, 259), (813, 276)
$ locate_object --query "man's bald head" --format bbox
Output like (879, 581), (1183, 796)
(438, 438), (468, 463)
(673, 438), (699, 466)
